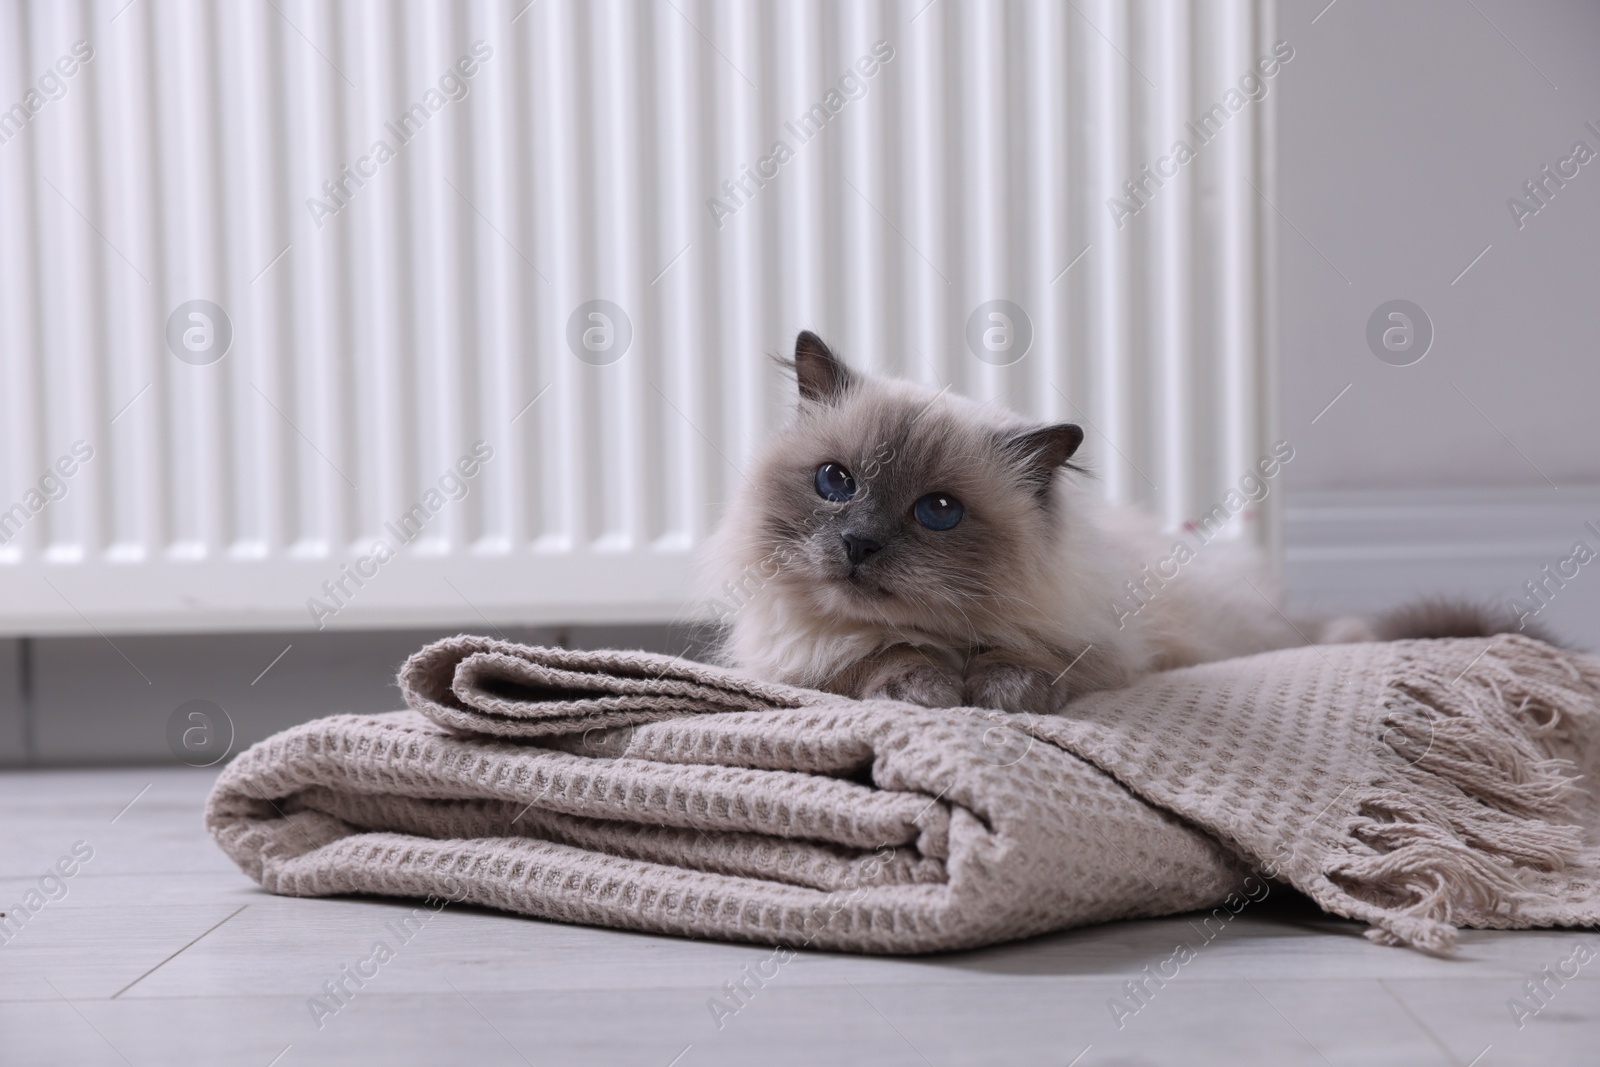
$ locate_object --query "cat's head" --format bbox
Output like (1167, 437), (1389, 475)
(716, 331), (1086, 635)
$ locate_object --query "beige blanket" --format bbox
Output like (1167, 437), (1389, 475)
(206, 634), (1600, 953)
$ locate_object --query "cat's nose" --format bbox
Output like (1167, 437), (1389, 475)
(841, 532), (884, 565)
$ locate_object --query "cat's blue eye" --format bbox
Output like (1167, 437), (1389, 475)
(913, 492), (963, 530)
(815, 462), (857, 502)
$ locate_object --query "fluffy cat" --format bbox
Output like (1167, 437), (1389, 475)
(701, 332), (1526, 713)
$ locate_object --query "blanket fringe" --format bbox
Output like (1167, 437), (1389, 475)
(1329, 636), (1598, 950)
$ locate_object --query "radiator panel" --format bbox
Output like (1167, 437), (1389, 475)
(0, 0), (1277, 634)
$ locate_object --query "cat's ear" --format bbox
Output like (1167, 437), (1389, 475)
(792, 331), (852, 404)
(1000, 423), (1086, 494)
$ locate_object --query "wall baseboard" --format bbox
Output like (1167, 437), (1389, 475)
(0, 624), (698, 768)
(1284, 487), (1600, 648)
(10, 487), (1599, 767)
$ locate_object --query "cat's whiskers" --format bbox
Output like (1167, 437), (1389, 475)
(900, 584), (985, 647)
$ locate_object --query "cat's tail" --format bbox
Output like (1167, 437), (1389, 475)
(1317, 597), (1566, 648)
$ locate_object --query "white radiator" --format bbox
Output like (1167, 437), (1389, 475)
(0, 0), (1279, 635)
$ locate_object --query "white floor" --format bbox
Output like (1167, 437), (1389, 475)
(2, 769), (1596, 1067)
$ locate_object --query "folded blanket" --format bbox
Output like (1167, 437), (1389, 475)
(206, 633), (1600, 953)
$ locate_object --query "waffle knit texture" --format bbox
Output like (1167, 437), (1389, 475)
(206, 633), (1600, 953)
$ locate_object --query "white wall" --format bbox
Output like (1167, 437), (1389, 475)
(1277, 0), (1600, 645)
(1278, 0), (1600, 491)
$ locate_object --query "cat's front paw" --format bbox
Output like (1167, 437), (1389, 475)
(859, 659), (963, 708)
(963, 659), (1058, 715)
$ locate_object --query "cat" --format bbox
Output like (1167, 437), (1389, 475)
(701, 331), (1535, 714)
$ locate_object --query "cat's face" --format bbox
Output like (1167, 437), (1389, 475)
(737, 332), (1084, 633)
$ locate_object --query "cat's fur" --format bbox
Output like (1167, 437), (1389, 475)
(701, 332), (1525, 713)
